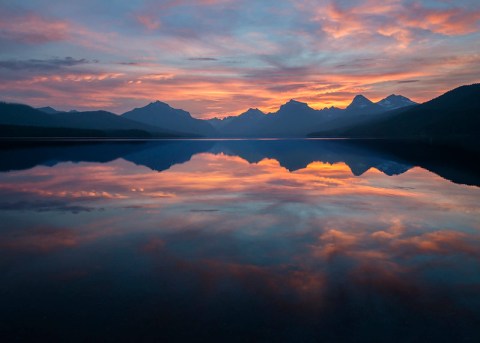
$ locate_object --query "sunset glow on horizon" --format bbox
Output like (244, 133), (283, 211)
(1, 0), (479, 118)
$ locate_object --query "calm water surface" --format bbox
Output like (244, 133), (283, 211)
(0, 140), (479, 342)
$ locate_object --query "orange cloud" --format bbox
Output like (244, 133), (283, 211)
(401, 4), (480, 36)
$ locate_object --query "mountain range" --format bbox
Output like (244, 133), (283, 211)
(0, 83), (478, 140)
(0, 102), (185, 138)
(309, 84), (480, 139)
(205, 93), (417, 137)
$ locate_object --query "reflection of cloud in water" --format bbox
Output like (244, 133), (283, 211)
(0, 226), (78, 253)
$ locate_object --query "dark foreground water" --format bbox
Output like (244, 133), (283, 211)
(0, 139), (479, 342)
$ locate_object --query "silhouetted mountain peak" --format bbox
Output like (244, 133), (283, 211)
(347, 95), (374, 109)
(377, 94), (417, 110)
(132, 100), (192, 119)
(147, 100), (173, 109)
(122, 100), (216, 136)
(37, 106), (61, 114)
(279, 99), (312, 112)
(287, 99), (307, 105)
(241, 108), (264, 118)
(321, 105), (342, 113)
(344, 94), (385, 115)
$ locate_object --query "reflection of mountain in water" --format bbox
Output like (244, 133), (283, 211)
(211, 140), (412, 176)
(0, 139), (479, 187)
(0, 141), (215, 173)
(123, 140), (215, 171)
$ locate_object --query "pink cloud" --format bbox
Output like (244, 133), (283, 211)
(135, 14), (161, 30)
(0, 12), (69, 44)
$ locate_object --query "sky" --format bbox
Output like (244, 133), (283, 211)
(0, 0), (479, 118)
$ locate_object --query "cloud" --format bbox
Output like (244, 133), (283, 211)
(187, 57), (218, 61)
(0, 226), (79, 253)
(135, 14), (161, 30)
(0, 200), (94, 213)
(0, 12), (70, 44)
(400, 3), (480, 36)
(297, 0), (480, 50)
(397, 80), (419, 84)
(0, 57), (92, 71)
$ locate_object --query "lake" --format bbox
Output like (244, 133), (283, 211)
(1, 139), (479, 342)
